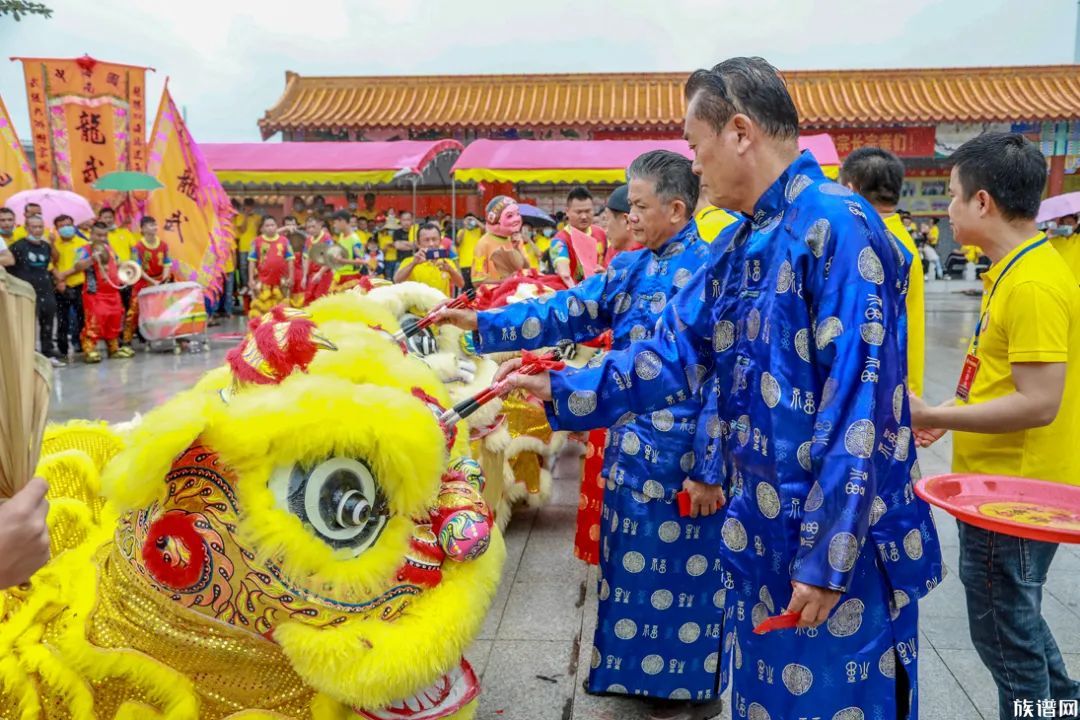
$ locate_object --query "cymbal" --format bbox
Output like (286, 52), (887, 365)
(309, 242), (346, 267)
(117, 261), (142, 287)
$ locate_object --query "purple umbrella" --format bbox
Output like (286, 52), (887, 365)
(1036, 191), (1080, 224)
(517, 203), (556, 226)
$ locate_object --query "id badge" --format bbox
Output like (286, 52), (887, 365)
(955, 353), (981, 401)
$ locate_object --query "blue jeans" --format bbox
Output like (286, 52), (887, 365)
(216, 272), (235, 316)
(958, 521), (1080, 719)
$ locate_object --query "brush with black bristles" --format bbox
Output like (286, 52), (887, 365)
(439, 348), (565, 429)
(392, 287), (477, 343)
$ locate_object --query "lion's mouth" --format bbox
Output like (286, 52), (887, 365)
(355, 658), (478, 720)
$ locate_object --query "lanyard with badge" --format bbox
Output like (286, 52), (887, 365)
(955, 237), (1048, 401)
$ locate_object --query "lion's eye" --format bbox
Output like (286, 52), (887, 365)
(269, 457), (389, 555)
(400, 315), (438, 357)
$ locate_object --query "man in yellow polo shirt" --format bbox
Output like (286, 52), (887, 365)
(393, 222), (463, 295)
(910, 133), (1080, 718)
(51, 214), (89, 359)
(840, 147), (925, 395)
(455, 213), (483, 288)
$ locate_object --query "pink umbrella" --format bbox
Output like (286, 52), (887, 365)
(1036, 191), (1080, 224)
(4, 189), (95, 226)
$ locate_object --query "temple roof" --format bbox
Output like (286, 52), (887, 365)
(259, 65), (1080, 139)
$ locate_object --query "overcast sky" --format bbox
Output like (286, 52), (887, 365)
(1, 0), (1075, 143)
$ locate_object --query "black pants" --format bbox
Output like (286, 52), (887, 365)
(56, 285), (84, 355)
(34, 289), (58, 358)
(119, 285), (133, 344)
(461, 267), (473, 290)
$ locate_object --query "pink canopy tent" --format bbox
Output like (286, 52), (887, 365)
(451, 135), (840, 185)
(201, 140), (464, 187)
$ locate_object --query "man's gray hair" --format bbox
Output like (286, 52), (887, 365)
(685, 56), (800, 141)
(626, 150), (699, 216)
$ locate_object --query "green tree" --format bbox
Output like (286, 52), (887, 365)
(0, 1), (53, 20)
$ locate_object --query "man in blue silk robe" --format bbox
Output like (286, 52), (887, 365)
(439, 150), (739, 718)
(501, 57), (944, 720)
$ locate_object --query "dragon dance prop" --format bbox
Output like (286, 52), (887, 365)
(0, 294), (504, 719)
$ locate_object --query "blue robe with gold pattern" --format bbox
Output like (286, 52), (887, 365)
(545, 152), (944, 719)
(476, 218), (742, 701)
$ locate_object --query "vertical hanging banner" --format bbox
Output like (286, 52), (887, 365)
(0, 94), (35, 204)
(146, 86), (234, 300)
(13, 54), (150, 205)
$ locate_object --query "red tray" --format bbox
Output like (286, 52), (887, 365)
(915, 474), (1080, 545)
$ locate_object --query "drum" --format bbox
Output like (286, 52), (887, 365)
(137, 282), (208, 340)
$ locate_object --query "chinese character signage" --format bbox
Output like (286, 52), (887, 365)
(824, 126), (936, 159)
(14, 54), (148, 204)
(146, 86), (234, 300)
(0, 94), (36, 205)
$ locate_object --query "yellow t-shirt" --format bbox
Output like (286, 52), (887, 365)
(107, 228), (135, 262)
(221, 234), (237, 273)
(235, 214), (259, 254)
(54, 236), (90, 287)
(334, 232), (361, 280)
(521, 239), (540, 270)
(1049, 233), (1080, 285)
(884, 214), (925, 396)
(398, 256), (458, 296)
(952, 234), (1080, 485)
(12, 225), (28, 242)
(456, 226), (484, 268)
(962, 244), (981, 264)
(928, 224), (940, 247)
(377, 230), (397, 262)
(695, 205), (738, 243)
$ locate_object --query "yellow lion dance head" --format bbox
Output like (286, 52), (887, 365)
(0, 293), (505, 720)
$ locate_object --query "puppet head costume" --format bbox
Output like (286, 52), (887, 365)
(484, 196), (522, 238)
(0, 295), (504, 720)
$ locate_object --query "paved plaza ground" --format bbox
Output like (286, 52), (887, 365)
(46, 283), (1080, 720)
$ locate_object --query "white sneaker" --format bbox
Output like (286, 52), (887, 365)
(49, 356), (66, 368)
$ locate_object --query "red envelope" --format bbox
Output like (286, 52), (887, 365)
(752, 611), (801, 635)
(676, 490), (691, 517)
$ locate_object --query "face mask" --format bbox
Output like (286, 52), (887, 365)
(0, 227), (11, 236)
(58, 226), (76, 239)
(1055, 225), (1075, 236)
(542, 228), (555, 238)
(465, 218), (477, 229)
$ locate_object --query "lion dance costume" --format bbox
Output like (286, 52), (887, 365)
(0, 293), (504, 719)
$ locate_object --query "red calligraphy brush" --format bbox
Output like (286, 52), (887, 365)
(392, 287), (476, 343)
(439, 350), (565, 428)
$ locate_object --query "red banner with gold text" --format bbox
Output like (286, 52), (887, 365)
(14, 55), (149, 206)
